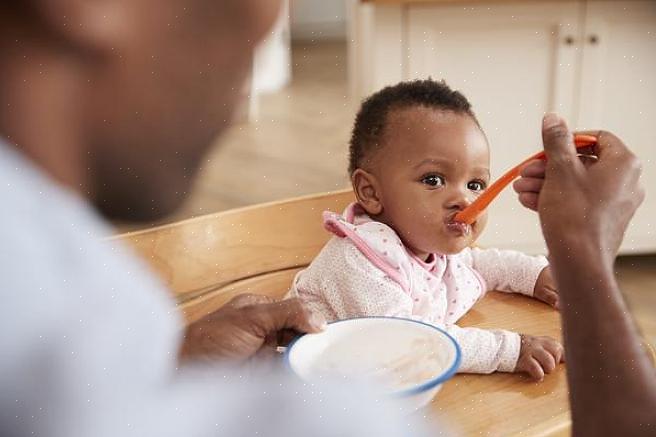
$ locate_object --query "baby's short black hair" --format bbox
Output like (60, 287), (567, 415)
(348, 78), (480, 174)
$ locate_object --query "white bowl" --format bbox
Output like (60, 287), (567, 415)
(285, 316), (461, 411)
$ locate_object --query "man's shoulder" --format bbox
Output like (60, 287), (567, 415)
(0, 146), (173, 318)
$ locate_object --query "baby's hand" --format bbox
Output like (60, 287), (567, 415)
(533, 266), (559, 309)
(515, 334), (565, 381)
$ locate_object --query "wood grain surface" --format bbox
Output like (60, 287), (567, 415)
(114, 189), (654, 436)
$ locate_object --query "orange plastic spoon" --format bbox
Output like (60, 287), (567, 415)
(453, 134), (598, 225)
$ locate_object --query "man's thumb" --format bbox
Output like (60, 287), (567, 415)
(542, 113), (578, 168)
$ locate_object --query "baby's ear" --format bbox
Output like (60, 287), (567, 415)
(352, 169), (383, 216)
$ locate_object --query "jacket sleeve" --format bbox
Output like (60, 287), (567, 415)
(444, 324), (521, 373)
(461, 247), (549, 296)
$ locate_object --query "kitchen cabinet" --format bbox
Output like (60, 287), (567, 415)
(348, 0), (656, 254)
(576, 1), (656, 254)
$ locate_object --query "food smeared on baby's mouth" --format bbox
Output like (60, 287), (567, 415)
(445, 220), (471, 236)
(445, 213), (472, 236)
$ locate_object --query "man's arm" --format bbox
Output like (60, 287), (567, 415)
(551, 245), (656, 436)
(514, 113), (655, 436)
(463, 246), (548, 296)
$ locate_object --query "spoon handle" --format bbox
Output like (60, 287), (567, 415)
(454, 134), (598, 225)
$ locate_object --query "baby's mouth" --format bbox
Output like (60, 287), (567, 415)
(444, 213), (473, 236)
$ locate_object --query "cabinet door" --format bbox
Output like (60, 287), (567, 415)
(407, 2), (584, 254)
(577, 0), (656, 253)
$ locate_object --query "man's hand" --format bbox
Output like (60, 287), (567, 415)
(513, 113), (644, 267)
(515, 334), (565, 381)
(533, 266), (559, 309)
(180, 294), (327, 363)
(512, 114), (656, 435)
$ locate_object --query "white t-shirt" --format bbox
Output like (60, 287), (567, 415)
(0, 142), (425, 437)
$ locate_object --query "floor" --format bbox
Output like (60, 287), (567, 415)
(615, 256), (656, 346)
(125, 41), (656, 349)
(171, 41), (355, 219)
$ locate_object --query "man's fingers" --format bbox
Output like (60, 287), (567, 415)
(515, 162), (546, 212)
(542, 113), (582, 172)
(277, 328), (301, 347)
(520, 160), (546, 178)
(575, 129), (640, 179)
(251, 298), (327, 338)
(518, 192), (539, 211)
(513, 177), (544, 194)
(228, 293), (274, 309)
(575, 129), (615, 160)
(592, 131), (644, 199)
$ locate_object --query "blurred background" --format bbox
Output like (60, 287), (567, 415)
(166, 0), (352, 224)
(125, 0), (655, 341)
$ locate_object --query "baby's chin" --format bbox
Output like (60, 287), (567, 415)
(434, 243), (469, 255)
(432, 235), (476, 255)
(406, 226), (483, 256)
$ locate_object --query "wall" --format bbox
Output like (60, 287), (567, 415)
(253, 0), (292, 94)
(291, 0), (346, 41)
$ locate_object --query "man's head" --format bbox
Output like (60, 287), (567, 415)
(0, 0), (280, 220)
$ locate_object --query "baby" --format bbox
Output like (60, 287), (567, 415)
(288, 79), (564, 380)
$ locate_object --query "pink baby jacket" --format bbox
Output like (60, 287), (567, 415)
(288, 203), (549, 374)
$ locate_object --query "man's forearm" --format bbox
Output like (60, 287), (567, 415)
(550, 249), (656, 435)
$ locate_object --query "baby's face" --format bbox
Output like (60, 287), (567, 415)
(371, 107), (490, 258)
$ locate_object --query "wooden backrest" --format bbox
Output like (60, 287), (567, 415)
(112, 189), (355, 322)
(113, 188), (656, 365)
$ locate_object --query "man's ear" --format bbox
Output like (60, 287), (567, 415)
(30, 0), (131, 53)
(351, 168), (384, 216)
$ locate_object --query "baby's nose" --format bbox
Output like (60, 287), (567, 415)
(446, 191), (474, 210)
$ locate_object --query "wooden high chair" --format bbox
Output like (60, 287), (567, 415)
(114, 189), (355, 323)
(113, 188), (650, 436)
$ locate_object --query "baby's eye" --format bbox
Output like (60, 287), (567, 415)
(421, 174), (445, 187)
(467, 180), (487, 192)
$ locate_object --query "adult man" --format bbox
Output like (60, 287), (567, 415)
(0, 1), (415, 436)
(514, 114), (656, 436)
(0, 0), (653, 436)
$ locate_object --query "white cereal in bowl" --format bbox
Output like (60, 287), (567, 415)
(286, 317), (461, 410)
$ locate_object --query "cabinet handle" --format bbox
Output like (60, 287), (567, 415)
(588, 34), (599, 45)
(564, 35), (575, 45)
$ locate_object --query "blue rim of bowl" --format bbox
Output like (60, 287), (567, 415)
(283, 316), (462, 397)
